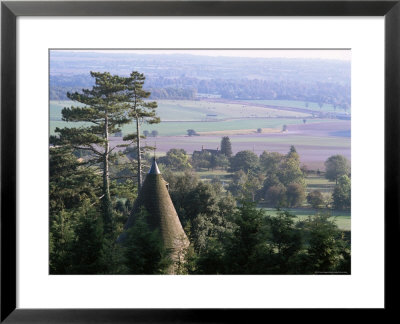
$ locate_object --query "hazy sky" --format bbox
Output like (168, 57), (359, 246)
(64, 49), (351, 61)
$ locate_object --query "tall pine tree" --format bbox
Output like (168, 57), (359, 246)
(220, 136), (232, 157)
(123, 72), (160, 190)
(52, 72), (131, 234)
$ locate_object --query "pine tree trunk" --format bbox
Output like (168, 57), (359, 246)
(102, 113), (113, 234)
(136, 118), (142, 190)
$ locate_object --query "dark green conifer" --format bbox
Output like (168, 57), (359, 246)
(122, 72), (160, 190)
(52, 72), (131, 234)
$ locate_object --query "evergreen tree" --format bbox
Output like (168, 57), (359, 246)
(49, 146), (101, 216)
(288, 145), (297, 155)
(49, 146), (102, 274)
(69, 202), (106, 274)
(192, 237), (226, 274)
(304, 214), (345, 273)
(122, 72), (160, 190)
(223, 202), (266, 274)
(220, 136), (233, 157)
(265, 210), (303, 273)
(52, 72), (131, 234)
(49, 209), (75, 274)
(122, 209), (171, 274)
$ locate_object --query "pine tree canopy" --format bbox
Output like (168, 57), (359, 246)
(123, 71), (160, 124)
(52, 71), (134, 155)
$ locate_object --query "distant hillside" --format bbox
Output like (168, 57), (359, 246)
(50, 51), (350, 106)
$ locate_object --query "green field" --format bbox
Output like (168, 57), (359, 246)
(51, 117), (335, 137)
(49, 99), (348, 136)
(50, 118), (315, 136)
(50, 100), (336, 136)
(260, 207), (351, 231)
(155, 100), (311, 119)
(50, 98), (350, 176)
(305, 174), (336, 193)
(50, 99), (310, 122)
(196, 170), (233, 183)
(243, 99), (351, 114)
(126, 118), (336, 137)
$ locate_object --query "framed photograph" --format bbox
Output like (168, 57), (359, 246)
(1, 0), (398, 321)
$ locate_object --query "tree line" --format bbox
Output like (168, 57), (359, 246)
(50, 53), (350, 106)
(157, 138), (351, 211)
(50, 76), (350, 108)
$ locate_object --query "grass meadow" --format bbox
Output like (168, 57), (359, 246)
(260, 207), (351, 231)
(242, 99), (351, 114)
(50, 100), (340, 136)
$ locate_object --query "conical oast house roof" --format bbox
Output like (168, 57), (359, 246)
(117, 159), (189, 273)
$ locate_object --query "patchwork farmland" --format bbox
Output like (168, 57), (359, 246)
(50, 99), (350, 170)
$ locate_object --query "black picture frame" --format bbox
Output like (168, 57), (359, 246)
(1, 0), (399, 322)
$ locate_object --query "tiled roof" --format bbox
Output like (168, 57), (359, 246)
(117, 159), (189, 273)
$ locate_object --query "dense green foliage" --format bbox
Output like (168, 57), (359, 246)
(229, 150), (259, 173)
(228, 170), (263, 202)
(324, 154), (350, 183)
(307, 190), (325, 209)
(256, 148), (307, 208)
(181, 203), (350, 274)
(158, 148), (192, 171)
(51, 71), (133, 234)
(162, 171), (236, 249)
(191, 149), (229, 171)
(220, 136), (232, 157)
(123, 209), (172, 274)
(49, 147), (128, 274)
(332, 175), (351, 210)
